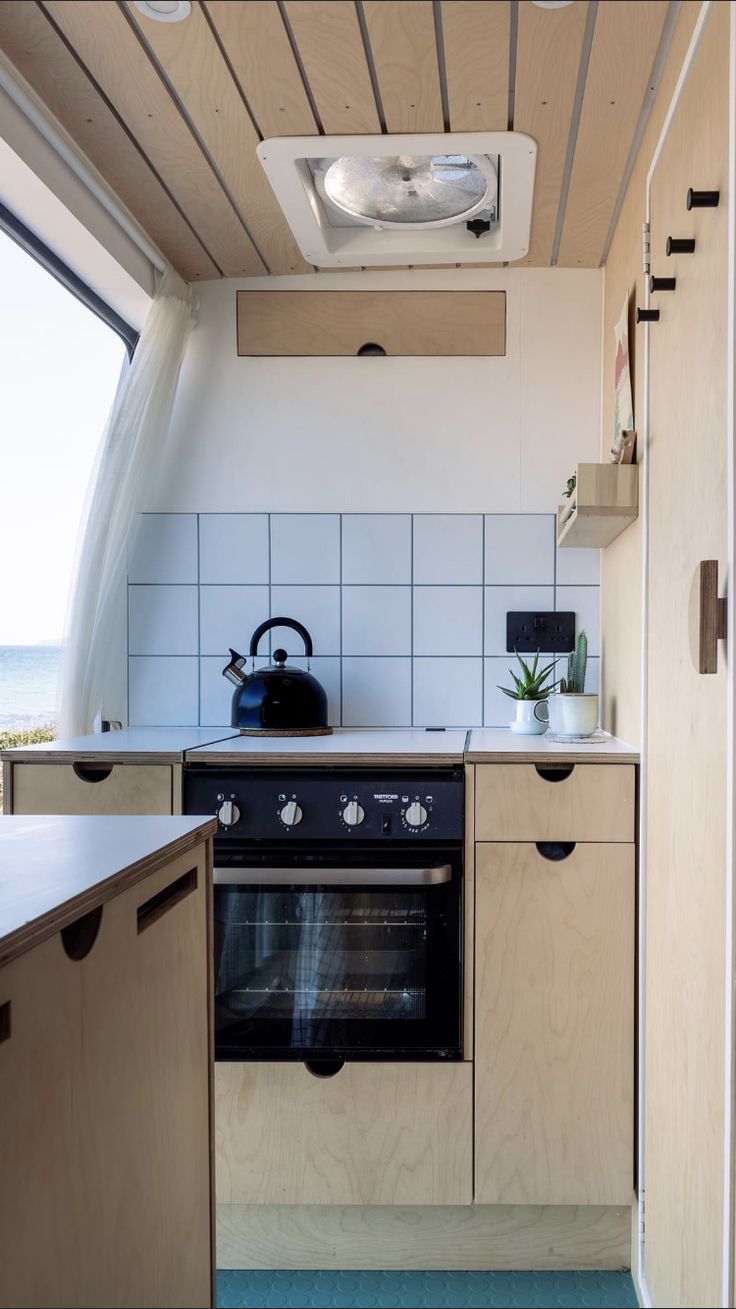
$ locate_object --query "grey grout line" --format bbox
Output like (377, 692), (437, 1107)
(196, 514), (201, 727)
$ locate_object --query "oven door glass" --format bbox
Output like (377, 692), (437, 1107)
(213, 849), (462, 1060)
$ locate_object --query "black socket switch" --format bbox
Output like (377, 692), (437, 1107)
(506, 611), (575, 654)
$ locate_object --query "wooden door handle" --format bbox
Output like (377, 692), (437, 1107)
(699, 560), (727, 673)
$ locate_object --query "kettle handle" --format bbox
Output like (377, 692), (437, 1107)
(249, 616), (314, 659)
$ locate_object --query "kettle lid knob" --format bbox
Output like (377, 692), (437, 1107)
(273, 647), (288, 665)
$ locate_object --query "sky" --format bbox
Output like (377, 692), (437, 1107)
(0, 228), (126, 644)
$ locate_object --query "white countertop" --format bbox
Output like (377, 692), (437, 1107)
(465, 728), (638, 763)
(187, 728), (470, 764)
(1, 727), (240, 763)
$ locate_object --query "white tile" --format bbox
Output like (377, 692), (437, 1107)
(270, 587), (341, 655)
(556, 544), (601, 585)
(485, 514), (555, 584)
(128, 657), (198, 726)
(199, 585), (269, 657)
(270, 514), (340, 583)
(484, 585), (555, 655)
(484, 658), (527, 728)
(199, 514), (269, 584)
(128, 586), (198, 656)
(412, 657), (482, 727)
(413, 515), (483, 584)
(413, 587), (483, 655)
(342, 658), (412, 727)
(129, 514), (198, 583)
(284, 657), (341, 726)
(342, 514), (412, 584)
(556, 585), (601, 655)
(342, 586), (411, 655)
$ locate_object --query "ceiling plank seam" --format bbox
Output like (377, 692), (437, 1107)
(200, 1), (265, 143)
(550, 0), (598, 267)
(35, 0), (224, 276)
(508, 0), (518, 131)
(355, 0), (388, 133)
(118, 0), (273, 275)
(431, 0), (451, 134)
(276, 0), (326, 134)
(598, 0), (682, 267)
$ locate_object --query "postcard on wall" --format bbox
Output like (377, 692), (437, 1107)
(614, 296), (634, 446)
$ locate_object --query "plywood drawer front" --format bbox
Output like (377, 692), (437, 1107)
(474, 842), (635, 1206)
(10, 763), (173, 815)
(475, 764), (635, 841)
(215, 1061), (472, 1206)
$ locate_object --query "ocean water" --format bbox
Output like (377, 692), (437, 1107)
(0, 645), (61, 732)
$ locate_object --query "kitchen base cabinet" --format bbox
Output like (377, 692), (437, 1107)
(0, 844), (213, 1309)
(474, 841), (635, 1207)
(215, 1060), (473, 1206)
(8, 761), (174, 815)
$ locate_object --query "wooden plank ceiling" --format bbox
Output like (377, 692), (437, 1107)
(0, 0), (673, 282)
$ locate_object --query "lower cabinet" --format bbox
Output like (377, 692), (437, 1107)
(215, 1060), (473, 1206)
(0, 847), (213, 1308)
(9, 762), (174, 815)
(474, 841), (635, 1206)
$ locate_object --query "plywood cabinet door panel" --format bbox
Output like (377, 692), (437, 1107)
(474, 841), (635, 1206)
(216, 1060), (473, 1206)
(10, 762), (173, 815)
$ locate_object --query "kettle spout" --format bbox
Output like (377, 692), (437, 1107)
(222, 647), (247, 686)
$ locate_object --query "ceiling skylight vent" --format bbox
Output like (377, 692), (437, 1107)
(257, 133), (536, 267)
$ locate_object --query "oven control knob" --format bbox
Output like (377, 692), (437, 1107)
(342, 801), (365, 827)
(280, 800), (303, 827)
(217, 800), (240, 828)
(404, 802), (428, 828)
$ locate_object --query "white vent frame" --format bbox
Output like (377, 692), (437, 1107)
(257, 132), (537, 267)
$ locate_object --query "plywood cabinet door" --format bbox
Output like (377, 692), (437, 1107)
(474, 842), (635, 1206)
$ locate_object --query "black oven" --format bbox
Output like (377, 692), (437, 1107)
(185, 766), (464, 1063)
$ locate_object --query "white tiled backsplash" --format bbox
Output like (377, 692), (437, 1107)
(127, 513), (600, 728)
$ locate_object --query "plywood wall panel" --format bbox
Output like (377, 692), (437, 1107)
(514, 0), (588, 267)
(600, 0), (701, 746)
(236, 290), (506, 356)
(204, 0), (318, 137)
(0, 1), (218, 281)
(125, 0), (309, 274)
(557, 0), (669, 268)
(42, 0), (266, 277)
(363, 0), (443, 132)
(441, 1), (510, 133)
(284, 0), (381, 134)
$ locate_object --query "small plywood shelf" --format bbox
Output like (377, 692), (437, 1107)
(557, 463), (639, 549)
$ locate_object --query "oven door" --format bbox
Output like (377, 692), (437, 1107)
(213, 844), (462, 1061)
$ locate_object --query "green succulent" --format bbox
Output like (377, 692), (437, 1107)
(498, 649), (558, 702)
(559, 631), (588, 694)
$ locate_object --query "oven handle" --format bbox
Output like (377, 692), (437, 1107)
(213, 864), (452, 887)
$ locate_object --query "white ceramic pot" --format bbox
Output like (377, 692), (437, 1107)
(509, 699), (550, 735)
(546, 692), (599, 738)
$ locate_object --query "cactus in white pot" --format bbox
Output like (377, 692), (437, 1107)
(548, 630), (598, 738)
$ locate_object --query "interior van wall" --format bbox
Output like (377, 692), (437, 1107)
(152, 267), (601, 515)
(601, 0), (702, 746)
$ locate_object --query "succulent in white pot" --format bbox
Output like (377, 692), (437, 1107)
(498, 650), (558, 735)
(546, 632), (598, 738)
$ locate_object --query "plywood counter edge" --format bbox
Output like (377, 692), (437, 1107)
(0, 817), (217, 968)
(465, 749), (640, 763)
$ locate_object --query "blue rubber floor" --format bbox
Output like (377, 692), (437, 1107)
(217, 1269), (639, 1308)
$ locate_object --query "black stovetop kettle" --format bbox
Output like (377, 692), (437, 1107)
(222, 617), (332, 736)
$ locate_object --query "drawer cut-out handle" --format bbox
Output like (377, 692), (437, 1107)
(305, 1058), (345, 1079)
(0, 1001), (10, 1043)
(61, 906), (103, 960)
(536, 842), (576, 861)
(535, 764), (575, 783)
(137, 868), (197, 933)
(72, 763), (114, 783)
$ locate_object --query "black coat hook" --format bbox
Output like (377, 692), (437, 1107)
(666, 237), (695, 255)
(650, 275), (676, 293)
(687, 189), (720, 209)
(636, 308), (660, 323)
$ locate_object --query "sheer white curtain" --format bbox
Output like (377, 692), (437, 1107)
(60, 266), (197, 736)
